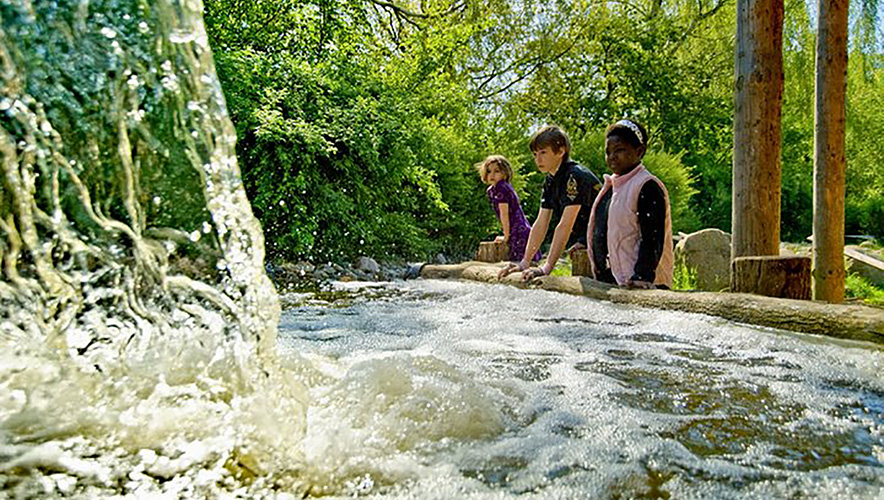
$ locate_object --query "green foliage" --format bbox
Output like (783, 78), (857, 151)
(205, 0), (496, 262)
(202, 0), (884, 263)
(671, 260), (699, 291)
(845, 273), (884, 307)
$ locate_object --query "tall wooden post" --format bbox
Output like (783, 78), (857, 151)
(732, 0), (784, 260)
(812, 0), (848, 303)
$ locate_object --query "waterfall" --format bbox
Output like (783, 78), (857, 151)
(0, 2), (312, 497)
(0, 0), (278, 362)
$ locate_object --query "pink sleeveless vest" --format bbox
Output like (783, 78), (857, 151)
(587, 164), (674, 287)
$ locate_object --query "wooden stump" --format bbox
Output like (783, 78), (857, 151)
(476, 241), (509, 263)
(731, 255), (811, 300)
(570, 247), (591, 277)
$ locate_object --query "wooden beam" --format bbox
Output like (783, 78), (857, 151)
(812, 0), (848, 303)
(732, 0), (784, 259)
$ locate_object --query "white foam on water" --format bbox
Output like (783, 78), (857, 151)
(276, 279), (884, 499)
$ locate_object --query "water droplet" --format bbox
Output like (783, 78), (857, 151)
(168, 30), (196, 44)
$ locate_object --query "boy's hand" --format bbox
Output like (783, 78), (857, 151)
(498, 261), (527, 279)
(520, 267), (547, 282)
(494, 235), (508, 243)
(521, 261), (554, 282)
(623, 279), (655, 290)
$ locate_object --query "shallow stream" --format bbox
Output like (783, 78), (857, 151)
(275, 279), (884, 498)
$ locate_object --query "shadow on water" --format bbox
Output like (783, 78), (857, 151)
(490, 353), (563, 382)
(577, 353), (884, 473)
(280, 283), (450, 310)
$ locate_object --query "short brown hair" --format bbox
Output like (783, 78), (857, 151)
(475, 155), (514, 184)
(529, 125), (571, 160)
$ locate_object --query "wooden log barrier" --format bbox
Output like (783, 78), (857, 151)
(419, 261), (884, 344)
(569, 246), (592, 277)
(476, 241), (509, 263)
(731, 255), (811, 300)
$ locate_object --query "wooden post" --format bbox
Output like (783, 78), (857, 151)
(731, 255), (811, 300)
(476, 241), (509, 262)
(569, 246), (591, 277)
(732, 0), (784, 260)
(812, 0), (848, 303)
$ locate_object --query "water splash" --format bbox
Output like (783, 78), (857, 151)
(0, 0), (301, 496)
(0, 0), (277, 357)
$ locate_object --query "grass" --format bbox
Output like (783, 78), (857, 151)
(549, 261), (572, 277)
(845, 273), (884, 307)
(671, 260), (698, 291)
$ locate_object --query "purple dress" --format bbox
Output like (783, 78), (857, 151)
(488, 181), (542, 262)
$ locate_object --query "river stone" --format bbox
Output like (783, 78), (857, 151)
(675, 228), (731, 291)
(355, 256), (380, 273)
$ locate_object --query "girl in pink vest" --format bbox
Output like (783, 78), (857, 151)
(586, 119), (674, 289)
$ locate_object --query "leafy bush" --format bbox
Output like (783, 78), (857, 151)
(846, 273), (884, 307)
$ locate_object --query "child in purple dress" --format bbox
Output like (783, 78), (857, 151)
(476, 155), (541, 262)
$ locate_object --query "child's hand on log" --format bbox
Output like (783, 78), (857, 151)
(498, 261), (527, 279)
(624, 279), (655, 290)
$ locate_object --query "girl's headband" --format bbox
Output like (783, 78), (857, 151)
(616, 119), (644, 145)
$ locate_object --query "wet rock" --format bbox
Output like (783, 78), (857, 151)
(315, 264), (336, 280)
(294, 261), (315, 275)
(353, 269), (373, 281)
(354, 256), (380, 274)
(265, 261), (318, 290)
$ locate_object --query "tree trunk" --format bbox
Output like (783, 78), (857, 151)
(731, 255), (811, 300)
(732, 0), (784, 260)
(476, 241), (509, 262)
(813, 0), (848, 303)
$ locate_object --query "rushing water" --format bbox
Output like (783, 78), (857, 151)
(2, 0), (883, 498)
(278, 280), (884, 499)
(1, 0), (296, 497)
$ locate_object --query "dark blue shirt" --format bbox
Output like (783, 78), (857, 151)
(540, 160), (601, 247)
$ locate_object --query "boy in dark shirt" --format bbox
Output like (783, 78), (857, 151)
(499, 125), (601, 281)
